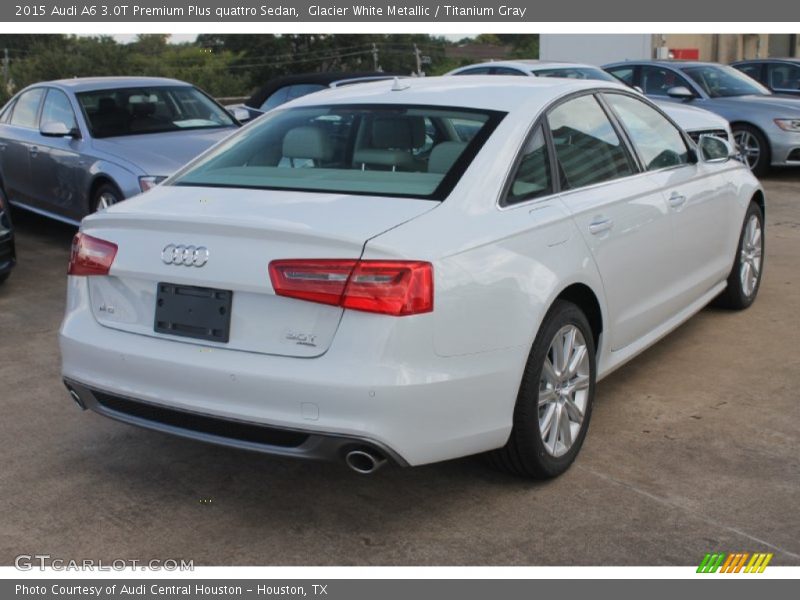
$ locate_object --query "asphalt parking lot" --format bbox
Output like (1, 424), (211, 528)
(1, 174), (798, 567)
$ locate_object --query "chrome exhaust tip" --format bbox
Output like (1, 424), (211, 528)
(68, 388), (86, 410)
(344, 449), (387, 475)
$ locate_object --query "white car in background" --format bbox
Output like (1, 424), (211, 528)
(60, 77), (764, 479)
(447, 60), (736, 147)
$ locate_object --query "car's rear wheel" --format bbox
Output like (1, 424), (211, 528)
(92, 183), (122, 214)
(715, 202), (764, 310)
(490, 300), (596, 479)
(733, 125), (770, 176)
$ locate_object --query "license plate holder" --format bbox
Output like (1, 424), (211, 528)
(154, 283), (232, 343)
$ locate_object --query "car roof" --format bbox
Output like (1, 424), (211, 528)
(284, 75), (631, 113)
(246, 71), (401, 108)
(30, 76), (191, 93)
(733, 57), (800, 64)
(454, 60), (601, 71)
(604, 60), (723, 69)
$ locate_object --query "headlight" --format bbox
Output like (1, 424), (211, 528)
(774, 118), (800, 132)
(139, 176), (167, 193)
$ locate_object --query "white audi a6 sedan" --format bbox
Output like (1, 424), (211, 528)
(60, 76), (765, 478)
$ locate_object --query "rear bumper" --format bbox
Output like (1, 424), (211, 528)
(64, 379), (409, 466)
(60, 278), (524, 466)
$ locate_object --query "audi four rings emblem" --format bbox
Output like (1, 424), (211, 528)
(161, 244), (210, 267)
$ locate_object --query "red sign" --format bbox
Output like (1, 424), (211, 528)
(671, 48), (700, 60)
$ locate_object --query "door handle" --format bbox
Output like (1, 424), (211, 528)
(588, 217), (614, 235)
(29, 145), (39, 157)
(668, 192), (687, 208)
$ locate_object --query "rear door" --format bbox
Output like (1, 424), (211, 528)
(548, 93), (678, 351)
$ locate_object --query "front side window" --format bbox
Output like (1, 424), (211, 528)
(492, 67), (526, 76)
(547, 94), (635, 191)
(734, 63), (763, 82)
(456, 67), (492, 75)
(77, 86), (235, 138)
(767, 63), (800, 91)
(172, 104), (504, 200)
(682, 65), (770, 98)
(641, 66), (695, 96)
(41, 89), (78, 131)
(505, 125), (552, 205)
(604, 93), (689, 171)
(9, 88), (45, 129)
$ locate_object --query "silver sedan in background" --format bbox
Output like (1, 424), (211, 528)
(0, 77), (239, 225)
(604, 60), (800, 175)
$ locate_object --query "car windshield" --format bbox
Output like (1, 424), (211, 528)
(171, 104), (504, 200)
(682, 65), (771, 98)
(77, 85), (235, 138)
(535, 67), (618, 82)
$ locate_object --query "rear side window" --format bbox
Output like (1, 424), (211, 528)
(604, 93), (689, 171)
(735, 63), (763, 82)
(606, 66), (635, 86)
(10, 88), (45, 129)
(172, 104), (505, 200)
(547, 94), (635, 191)
(505, 125), (552, 205)
(455, 67), (492, 75)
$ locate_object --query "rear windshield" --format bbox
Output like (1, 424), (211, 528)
(171, 104), (505, 200)
(77, 86), (235, 138)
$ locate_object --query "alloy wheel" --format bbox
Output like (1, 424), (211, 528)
(538, 324), (591, 457)
(733, 130), (761, 170)
(740, 214), (762, 298)
(95, 192), (118, 212)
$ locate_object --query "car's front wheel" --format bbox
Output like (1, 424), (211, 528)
(92, 183), (123, 214)
(732, 125), (770, 176)
(490, 300), (596, 479)
(715, 201), (765, 310)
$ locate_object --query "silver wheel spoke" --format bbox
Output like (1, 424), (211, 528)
(539, 388), (557, 407)
(537, 324), (592, 457)
(564, 397), (584, 423)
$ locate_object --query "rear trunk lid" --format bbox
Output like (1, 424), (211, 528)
(80, 185), (435, 357)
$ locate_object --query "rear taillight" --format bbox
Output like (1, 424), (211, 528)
(269, 259), (433, 316)
(68, 233), (118, 276)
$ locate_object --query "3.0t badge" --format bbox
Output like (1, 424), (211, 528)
(161, 244), (209, 267)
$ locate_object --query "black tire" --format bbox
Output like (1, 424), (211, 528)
(0, 272), (8, 285)
(715, 202), (765, 310)
(490, 300), (597, 479)
(732, 124), (770, 177)
(91, 182), (123, 214)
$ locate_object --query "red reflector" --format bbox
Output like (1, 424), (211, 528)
(68, 233), (118, 276)
(269, 259), (433, 316)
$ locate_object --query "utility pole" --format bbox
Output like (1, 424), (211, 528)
(413, 44), (422, 76)
(371, 43), (381, 72)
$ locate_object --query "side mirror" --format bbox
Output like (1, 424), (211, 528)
(40, 121), (78, 138)
(698, 134), (734, 163)
(228, 107), (251, 123)
(633, 85), (645, 94)
(666, 86), (695, 100)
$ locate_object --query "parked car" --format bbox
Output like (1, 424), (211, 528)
(0, 77), (239, 225)
(447, 60), (736, 148)
(604, 60), (800, 175)
(0, 185), (15, 284)
(732, 58), (800, 96)
(61, 77), (764, 479)
(227, 72), (402, 122)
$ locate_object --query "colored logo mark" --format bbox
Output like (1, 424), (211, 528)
(697, 552), (773, 573)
